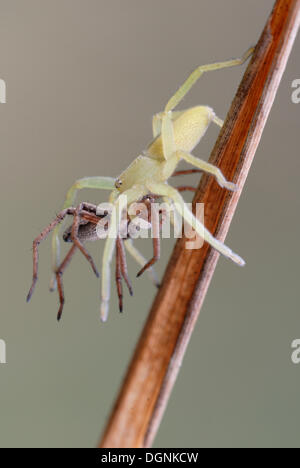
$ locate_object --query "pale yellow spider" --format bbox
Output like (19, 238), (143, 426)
(50, 47), (253, 321)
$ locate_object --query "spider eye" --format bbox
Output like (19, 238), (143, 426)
(115, 178), (123, 189)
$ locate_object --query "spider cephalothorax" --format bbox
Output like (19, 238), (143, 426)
(28, 48), (253, 321)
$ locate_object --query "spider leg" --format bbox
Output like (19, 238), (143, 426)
(177, 186), (197, 193)
(137, 202), (161, 278)
(124, 239), (160, 288)
(173, 169), (200, 192)
(115, 235), (134, 312)
(161, 112), (177, 161)
(136, 236), (160, 279)
(177, 150), (237, 191)
(27, 208), (75, 302)
(115, 239), (123, 313)
(152, 50), (253, 166)
(71, 203), (100, 278)
(164, 47), (254, 112)
(56, 244), (77, 321)
(172, 169), (202, 177)
(146, 181), (245, 266)
(117, 236), (133, 296)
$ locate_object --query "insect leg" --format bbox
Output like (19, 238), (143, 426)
(71, 203), (100, 277)
(117, 236), (133, 296)
(115, 239), (123, 313)
(56, 244), (77, 321)
(27, 208), (75, 302)
(124, 240), (160, 288)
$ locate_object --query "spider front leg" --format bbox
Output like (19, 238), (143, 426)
(146, 182), (245, 266)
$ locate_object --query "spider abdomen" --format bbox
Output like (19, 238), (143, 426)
(148, 106), (215, 158)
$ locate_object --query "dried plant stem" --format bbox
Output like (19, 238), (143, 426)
(99, 0), (300, 448)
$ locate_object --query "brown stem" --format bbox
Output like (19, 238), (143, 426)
(99, 0), (300, 448)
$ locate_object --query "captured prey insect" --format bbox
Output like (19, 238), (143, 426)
(27, 47), (253, 321)
(27, 180), (197, 320)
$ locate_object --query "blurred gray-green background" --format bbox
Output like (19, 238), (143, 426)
(0, 0), (300, 448)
